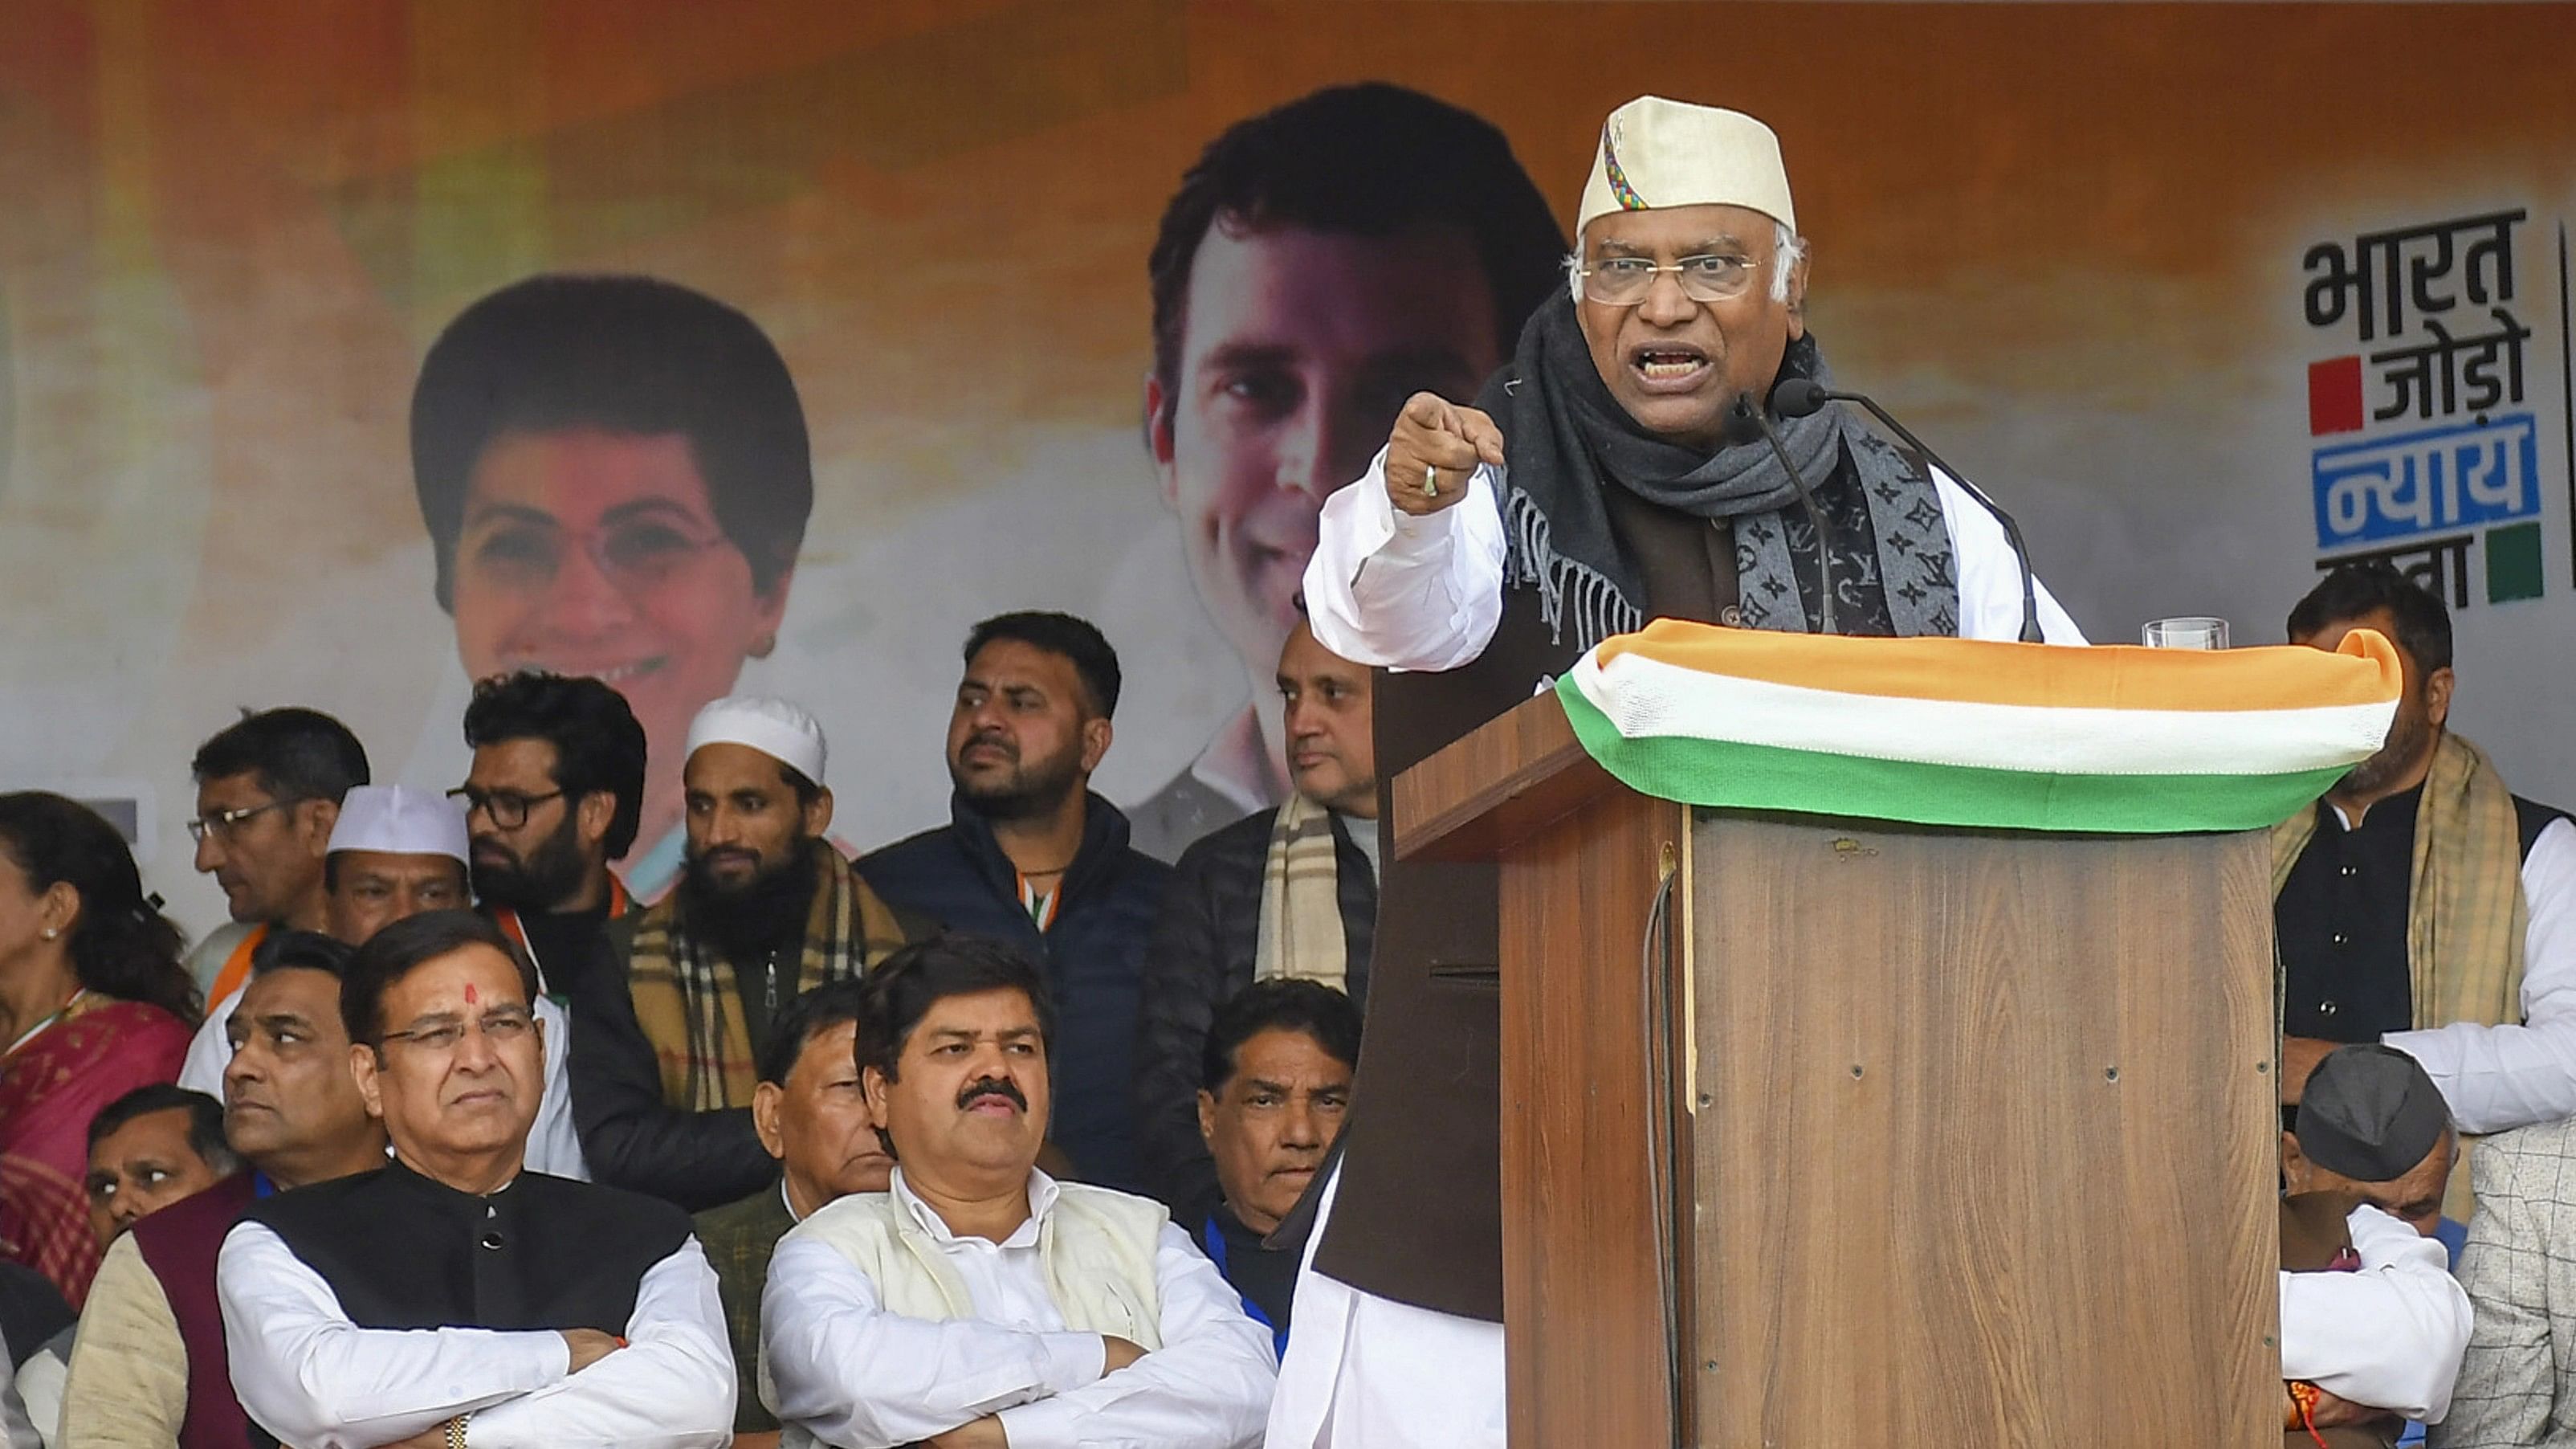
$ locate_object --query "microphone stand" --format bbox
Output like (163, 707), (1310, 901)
(1772, 380), (2042, 643)
(1728, 394), (1836, 636)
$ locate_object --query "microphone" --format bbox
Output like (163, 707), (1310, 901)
(1727, 394), (1836, 635)
(1771, 378), (2041, 643)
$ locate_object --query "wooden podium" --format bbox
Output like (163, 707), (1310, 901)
(1395, 690), (2280, 1447)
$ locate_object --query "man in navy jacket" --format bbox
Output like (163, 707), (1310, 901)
(859, 612), (1171, 1190)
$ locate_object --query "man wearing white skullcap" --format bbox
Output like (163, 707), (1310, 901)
(598, 696), (923, 1210)
(177, 785), (593, 1178)
(1279, 96), (2089, 1446)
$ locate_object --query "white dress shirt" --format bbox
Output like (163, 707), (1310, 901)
(1302, 447), (2087, 672)
(2280, 1202), (2474, 1422)
(1266, 1159), (1504, 1449)
(2378, 814), (2576, 1133)
(181, 986), (590, 1179)
(217, 1220), (732, 1448)
(764, 1167), (1275, 1449)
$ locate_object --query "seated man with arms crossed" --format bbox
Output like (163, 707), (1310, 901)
(764, 936), (1275, 1448)
(695, 979), (892, 1449)
(59, 932), (388, 1449)
(13, 1087), (241, 1440)
(215, 911), (733, 1448)
(2281, 1043), (2473, 1444)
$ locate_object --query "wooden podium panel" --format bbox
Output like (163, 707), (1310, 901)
(1496, 786), (1688, 1446)
(1686, 814), (2279, 1446)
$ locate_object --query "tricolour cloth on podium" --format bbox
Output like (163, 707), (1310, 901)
(1558, 621), (2404, 833)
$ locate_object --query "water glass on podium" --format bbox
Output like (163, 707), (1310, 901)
(2142, 616), (2229, 649)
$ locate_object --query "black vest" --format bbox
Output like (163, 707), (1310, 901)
(245, 1159), (690, 1333)
(2276, 786), (2570, 1041)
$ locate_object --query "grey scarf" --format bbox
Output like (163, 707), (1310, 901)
(1473, 292), (1958, 650)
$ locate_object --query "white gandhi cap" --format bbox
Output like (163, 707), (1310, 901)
(1577, 96), (1796, 237)
(327, 785), (471, 864)
(685, 696), (827, 785)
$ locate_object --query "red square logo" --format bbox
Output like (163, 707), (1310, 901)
(2309, 357), (2365, 435)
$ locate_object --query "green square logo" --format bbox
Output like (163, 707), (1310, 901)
(2488, 522), (2545, 604)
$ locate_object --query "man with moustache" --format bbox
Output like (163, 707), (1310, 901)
(57, 932), (389, 1449)
(598, 696), (918, 1210)
(1194, 980), (1359, 1353)
(1282, 97), (2085, 1445)
(180, 708), (369, 1002)
(861, 614), (1172, 1190)
(177, 786), (588, 1179)
(216, 911), (736, 1448)
(2274, 563), (2576, 1156)
(764, 936), (1274, 1449)
(1135, 616), (1377, 1217)
(1126, 83), (1566, 860)
(691, 980), (891, 1447)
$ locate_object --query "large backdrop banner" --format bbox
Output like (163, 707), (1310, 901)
(2, 0), (2572, 928)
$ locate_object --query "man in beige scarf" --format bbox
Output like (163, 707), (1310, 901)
(2276, 563), (2576, 1164)
(1134, 618), (1378, 1220)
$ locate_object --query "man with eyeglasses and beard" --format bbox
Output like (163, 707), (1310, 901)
(589, 696), (923, 1211)
(861, 613), (1172, 1193)
(455, 672), (643, 982)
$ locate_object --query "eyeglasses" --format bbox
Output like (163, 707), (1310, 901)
(446, 786), (566, 831)
(185, 798), (304, 843)
(458, 515), (731, 596)
(379, 1007), (537, 1055)
(1576, 254), (1761, 307)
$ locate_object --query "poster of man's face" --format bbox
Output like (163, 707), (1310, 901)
(1128, 84), (1567, 857)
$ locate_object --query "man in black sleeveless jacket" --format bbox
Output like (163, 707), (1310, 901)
(214, 910), (734, 1449)
(1274, 94), (2085, 1446)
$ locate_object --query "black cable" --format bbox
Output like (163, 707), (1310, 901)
(1640, 861), (1686, 1445)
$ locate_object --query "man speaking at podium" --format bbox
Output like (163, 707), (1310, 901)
(1275, 96), (2084, 1446)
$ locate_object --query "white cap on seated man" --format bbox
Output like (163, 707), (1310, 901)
(763, 935), (1276, 1449)
(178, 784), (591, 1178)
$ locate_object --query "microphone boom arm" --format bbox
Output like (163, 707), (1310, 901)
(1770, 379), (2043, 643)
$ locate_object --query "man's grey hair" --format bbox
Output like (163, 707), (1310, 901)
(1563, 219), (1808, 304)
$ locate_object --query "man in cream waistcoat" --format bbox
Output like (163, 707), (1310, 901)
(762, 935), (1275, 1448)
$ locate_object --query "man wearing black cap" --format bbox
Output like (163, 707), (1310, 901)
(2279, 1044), (2472, 1442)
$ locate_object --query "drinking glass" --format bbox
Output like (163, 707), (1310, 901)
(2141, 616), (2229, 649)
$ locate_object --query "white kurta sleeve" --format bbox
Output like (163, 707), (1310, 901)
(1930, 470), (2086, 645)
(1302, 447), (1506, 672)
(761, 1236), (1106, 1449)
(216, 1222), (572, 1449)
(2280, 1204), (2473, 1422)
(175, 993), (238, 1096)
(2386, 818), (2576, 1133)
(453, 1238), (734, 1448)
(993, 1222), (1278, 1449)
(521, 995), (592, 1180)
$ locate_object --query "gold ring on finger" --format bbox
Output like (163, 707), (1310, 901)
(1422, 463), (1440, 499)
